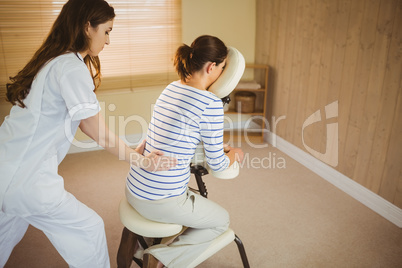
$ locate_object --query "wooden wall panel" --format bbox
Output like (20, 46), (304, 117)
(378, 2), (402, 206)
(354, 0), (395, 191)
(256, 0), (402, 208)
(293, 0), (315, 149)
(302, 0), (324, 153)
(365, 0), (399, 192)
(338, 0), (365, 178)
(345, 0), (378, 185)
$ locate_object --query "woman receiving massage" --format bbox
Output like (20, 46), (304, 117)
(125, 35), (244, 268)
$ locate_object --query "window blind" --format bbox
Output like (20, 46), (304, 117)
(0, 0), (182, 101)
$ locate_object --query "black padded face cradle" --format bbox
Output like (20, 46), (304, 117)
(208, 47), (246, 99)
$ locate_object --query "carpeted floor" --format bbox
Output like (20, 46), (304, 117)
(4, 137), (402, 267)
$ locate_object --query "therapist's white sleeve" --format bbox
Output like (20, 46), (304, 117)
(59, 66), (100, 121)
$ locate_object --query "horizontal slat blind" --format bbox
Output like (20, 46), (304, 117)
(0, 0), (63, 101)
(0, 0), (181, 100)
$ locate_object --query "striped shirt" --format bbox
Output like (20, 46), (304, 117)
(127, 81), (230, 200)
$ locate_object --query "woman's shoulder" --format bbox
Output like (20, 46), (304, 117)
(48, 52), (90, 80)
(53, 52), (86, 69)
(169, 81), (220, 101)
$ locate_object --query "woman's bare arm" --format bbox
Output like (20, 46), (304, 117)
(79, 112), (177, 171)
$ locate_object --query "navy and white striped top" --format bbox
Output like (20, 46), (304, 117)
(126, 81), (230, 200)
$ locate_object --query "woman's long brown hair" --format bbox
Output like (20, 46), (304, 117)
(6, 0), (115, 108)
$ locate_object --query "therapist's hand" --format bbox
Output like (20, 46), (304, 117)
(133, 139), (178, 172)
(137, 150), (178, 172)
(80, 113), (177, 171)
(133, 140), (177, 171)
(135, 139), (147, 154)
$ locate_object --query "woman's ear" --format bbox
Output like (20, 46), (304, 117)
(85, 21), (91, 36)
(206, 62), (216, 74)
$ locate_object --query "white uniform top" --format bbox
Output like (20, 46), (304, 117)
(0, 52), (100, 216)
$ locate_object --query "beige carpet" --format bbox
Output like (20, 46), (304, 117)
(5, 137), (402, 267)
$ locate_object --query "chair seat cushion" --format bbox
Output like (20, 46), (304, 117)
(119, 198), (183, 238)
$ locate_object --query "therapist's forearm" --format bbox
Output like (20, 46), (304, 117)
(102, 129), (142, 164)
(79, 112), (142, 165)
(80, 112), (178, 171)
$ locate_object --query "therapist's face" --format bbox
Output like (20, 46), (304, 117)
(85, 19), (114, 57)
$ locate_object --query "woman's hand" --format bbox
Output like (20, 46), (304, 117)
(223, 143), (244, 165)
(225, 147), (244, 165)
(223, 143), (232, 153)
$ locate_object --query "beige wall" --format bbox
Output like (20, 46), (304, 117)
(182, 0), (257, 126)
(256, 0), (402, 208)
(182, 0), (256, 63)
(0, 0), (257, 141)
(0, 102), (11, 123)
(75, 87), (163, 142)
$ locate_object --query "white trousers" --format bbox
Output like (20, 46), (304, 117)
(0, 192), (110, 268)
(126, 188), (230, 268)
